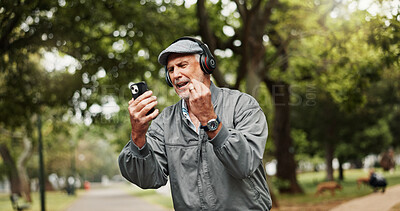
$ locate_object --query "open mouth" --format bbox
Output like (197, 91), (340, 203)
(176, 81), (189, 89)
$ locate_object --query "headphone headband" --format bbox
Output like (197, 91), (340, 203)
(171, 37), (212, 58)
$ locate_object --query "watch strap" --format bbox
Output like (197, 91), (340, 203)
(200, 116), (220, 131)
(200, 124), (209, 131)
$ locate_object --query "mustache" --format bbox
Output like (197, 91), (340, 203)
(174, 78), (190, 85)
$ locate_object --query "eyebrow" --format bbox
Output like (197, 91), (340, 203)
(167, 60), (189, 70)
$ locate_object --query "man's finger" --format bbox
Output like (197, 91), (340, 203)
(191, 79), (207, 94)
(144, 108), (159, 122)
(132, 90), (153, 106)
(191, 79), (202, 92)
(135, 96), (157, 113)
(188, 83), (195, 92)
(188, 82), (200, 100)
(141, 100), (158, 114)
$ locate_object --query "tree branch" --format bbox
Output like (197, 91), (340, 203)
(233, 0), (247, 21)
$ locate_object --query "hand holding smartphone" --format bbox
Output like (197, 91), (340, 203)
(129, 81), (156, 115)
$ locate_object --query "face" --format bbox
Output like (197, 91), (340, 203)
(167, 53), (210, 100)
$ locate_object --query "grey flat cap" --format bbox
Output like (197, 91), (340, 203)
(158, 39), (203, 66)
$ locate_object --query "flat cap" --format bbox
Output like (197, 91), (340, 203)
(158, 39), (203, 66)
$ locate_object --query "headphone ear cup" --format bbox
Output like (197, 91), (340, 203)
(165, 68), (173, 87)
(206, 57), (216, 73)
(199, 54), (214, 74)
(199, 54), (207, 74)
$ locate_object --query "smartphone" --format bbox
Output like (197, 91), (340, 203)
(129, 81), (155, 115)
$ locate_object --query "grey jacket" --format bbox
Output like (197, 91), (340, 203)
(118, 83), (272, 210)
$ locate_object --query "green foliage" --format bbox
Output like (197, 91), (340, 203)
(287, 0), (400, 170)
(0, 0), (199, 187)
(292, 63), (400, 164)
(291, 128), (321, 162)
(0, 54), (79, 128)
(271, 177), (291, 191)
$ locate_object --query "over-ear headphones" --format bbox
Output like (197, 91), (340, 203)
(165, 37), (216, 87)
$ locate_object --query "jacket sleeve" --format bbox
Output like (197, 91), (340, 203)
(118, 117), (168, 189)
(210, 94), (268, 179)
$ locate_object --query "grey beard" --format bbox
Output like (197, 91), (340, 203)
(178, 92), (190, 101)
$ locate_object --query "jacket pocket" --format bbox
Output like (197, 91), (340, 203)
(244, 176), (261, 200)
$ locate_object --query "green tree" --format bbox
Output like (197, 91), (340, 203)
(290, 0), (400, 179)
(292, 64), (399, 180)
(0, 51), (80, 201)
(0, 0), (195, 200)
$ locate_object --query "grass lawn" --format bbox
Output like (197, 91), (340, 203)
(0, 190), (80, 211)
(275, 167), (400, 210)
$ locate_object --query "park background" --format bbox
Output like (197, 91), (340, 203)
(1, 0), (399, 210)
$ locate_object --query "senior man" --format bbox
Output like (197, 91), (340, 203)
(118, 37), (272, 210)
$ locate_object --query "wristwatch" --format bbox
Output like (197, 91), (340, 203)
(200, 116), (220, 132)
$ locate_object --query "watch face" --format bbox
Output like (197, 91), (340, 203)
(207, 120), (219, 131)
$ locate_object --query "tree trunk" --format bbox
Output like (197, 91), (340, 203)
(325, 142), (334, 181)
(16, 136), (33, 202)
(244, 33), (265, 97)
(0, 143), (22, 195)
(265, 24), (303, 194)
(271, 82), (303, 193)
(338, 157), (344, 181)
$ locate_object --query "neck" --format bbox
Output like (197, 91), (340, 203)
(184, 99), (190, 110)
(203, 78), (211, 88)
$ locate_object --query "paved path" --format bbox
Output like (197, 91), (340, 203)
(330, 184), (400, 211)
(64, 184), (171, 211)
